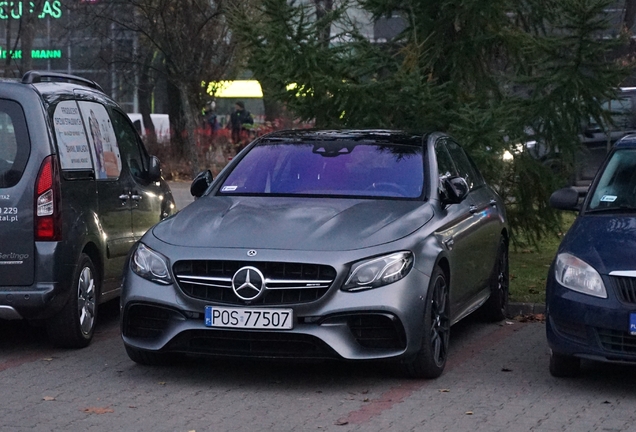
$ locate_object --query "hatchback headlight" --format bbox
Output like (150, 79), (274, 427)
(343, 251), (414, 292)
(131, 243), (172, 285)
(555, 252), (606, 298)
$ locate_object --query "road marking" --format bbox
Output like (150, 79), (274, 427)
(337, 321), (529, 425)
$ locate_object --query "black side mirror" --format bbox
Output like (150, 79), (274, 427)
(441, 176), (469, 205)
(190, 170), (214, 198)
(148, 156), (161, 182)
(549, 187), (581, 211)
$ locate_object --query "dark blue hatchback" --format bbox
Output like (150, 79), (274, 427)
(547, 134), (636, 376)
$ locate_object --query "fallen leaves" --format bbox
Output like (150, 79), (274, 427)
(42, 396), (55, 401)
(514, 313), (545, 323)
(334, 419), (349, 426)
(82, 407), (114, 415)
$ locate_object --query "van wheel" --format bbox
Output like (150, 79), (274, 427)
(125, 345), (179, 366)
(403, 266), (450, 379)
(549, 351), (581, 377)
(47, 254), (98, 348)
(479, 237), (509, 322)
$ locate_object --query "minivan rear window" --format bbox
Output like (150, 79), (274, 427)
(0, 100), (29, 188)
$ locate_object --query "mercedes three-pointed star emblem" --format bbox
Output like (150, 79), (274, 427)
(231, 266), (266, 301)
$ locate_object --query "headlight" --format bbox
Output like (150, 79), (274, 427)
(343, 251), (414, 292)
(131, 243), (173, 285)
(555, 252), (606, 298)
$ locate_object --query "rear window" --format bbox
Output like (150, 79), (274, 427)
(219, 141), (424, 198)
(0, 100), (29, 189)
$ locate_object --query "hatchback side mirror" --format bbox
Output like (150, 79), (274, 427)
(441, 176), (469, 205)
(190, 170), (214, 198)
(549, 187), (581, 211)
(148, 156), (162, 182)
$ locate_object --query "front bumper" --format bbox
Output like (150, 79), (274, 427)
(121, 266), (431, 362)
(546, 274), (636, 363)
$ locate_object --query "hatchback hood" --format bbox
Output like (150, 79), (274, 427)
(561, 215), (636, 274)
(151, 196), (434, 251)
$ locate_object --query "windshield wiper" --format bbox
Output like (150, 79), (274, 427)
(586, 205), (636, 214)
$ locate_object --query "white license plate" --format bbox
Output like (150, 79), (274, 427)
(204, 306), (294, 330)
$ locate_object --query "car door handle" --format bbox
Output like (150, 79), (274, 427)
(490, 199), (497, 207)
(118, 194), (130, 201)
(131, 194), (142, 201)
(469, 204), (478, 213)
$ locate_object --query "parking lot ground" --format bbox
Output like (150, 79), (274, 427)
(2, 306), (636, 432)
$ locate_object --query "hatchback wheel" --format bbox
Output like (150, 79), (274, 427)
(47, 253), (98, 348)
(479, 237), (509, 322)
(549, 351), (581, 377)
(404, 266), (450, 379)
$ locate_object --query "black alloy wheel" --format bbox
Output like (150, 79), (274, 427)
(47, 253), (99, 348)
(480, 237), (509, 322)
(404, 266), (450, 379)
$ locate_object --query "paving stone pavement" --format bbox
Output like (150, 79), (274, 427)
(2, 303), (636, 432)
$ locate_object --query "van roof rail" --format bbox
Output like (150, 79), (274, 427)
(21, 71), (104, 92)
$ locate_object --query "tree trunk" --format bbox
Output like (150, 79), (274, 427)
(138, 53), (156, 140)
(167, 80), (186, 157)
(178, 82), (200, 178)
(313, 0), (334, 46)
(625, 0), (636, 32)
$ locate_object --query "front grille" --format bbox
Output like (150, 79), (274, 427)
(173, 260), (337, 305)
(347, 314), (406, 350)
(611, 276), (636, 305)
(123, 304), (184, 339)
(165, 329), (340, 359)
(597, 328), (636, 354)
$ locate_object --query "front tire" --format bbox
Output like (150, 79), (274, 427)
(479, 237), (509, 322)
(549, 351), (580, 377)
(47, 253), (99, 348)
(403, 266), (450, 379)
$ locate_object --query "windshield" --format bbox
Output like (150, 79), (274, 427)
(219, 141), (425, 198)
(588, 148), (636, 211)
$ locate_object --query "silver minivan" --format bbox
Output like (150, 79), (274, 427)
(0, 71), (175, 348)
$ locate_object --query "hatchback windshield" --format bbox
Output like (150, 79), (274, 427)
(219, 141), (424, 198)
(588, 148), (636, 210)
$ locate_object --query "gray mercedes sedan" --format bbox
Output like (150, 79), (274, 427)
(121, 129), (509, 378)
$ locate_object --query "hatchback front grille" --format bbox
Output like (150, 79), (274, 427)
(597, 328), (636, 354)
(173, 260), (337, 305)
(611, 276), (636, 305)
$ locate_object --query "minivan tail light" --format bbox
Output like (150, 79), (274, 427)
(35, 155), (62, 241)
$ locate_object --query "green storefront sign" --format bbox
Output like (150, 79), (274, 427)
(0, 49), (62, 59)
(0, 1), (62, 19)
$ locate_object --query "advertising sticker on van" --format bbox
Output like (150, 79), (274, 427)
(78, 102), (121, 179)
(54, 101), (92, 171)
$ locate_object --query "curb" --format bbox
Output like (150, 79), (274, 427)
(506, 302), (545, 317)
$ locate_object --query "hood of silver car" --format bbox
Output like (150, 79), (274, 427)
(151, 196), (434, 251)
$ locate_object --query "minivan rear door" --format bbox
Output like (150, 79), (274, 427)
(0, 99), (34, 286)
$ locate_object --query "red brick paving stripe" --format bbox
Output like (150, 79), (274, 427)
(338, 321), (528, 425)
